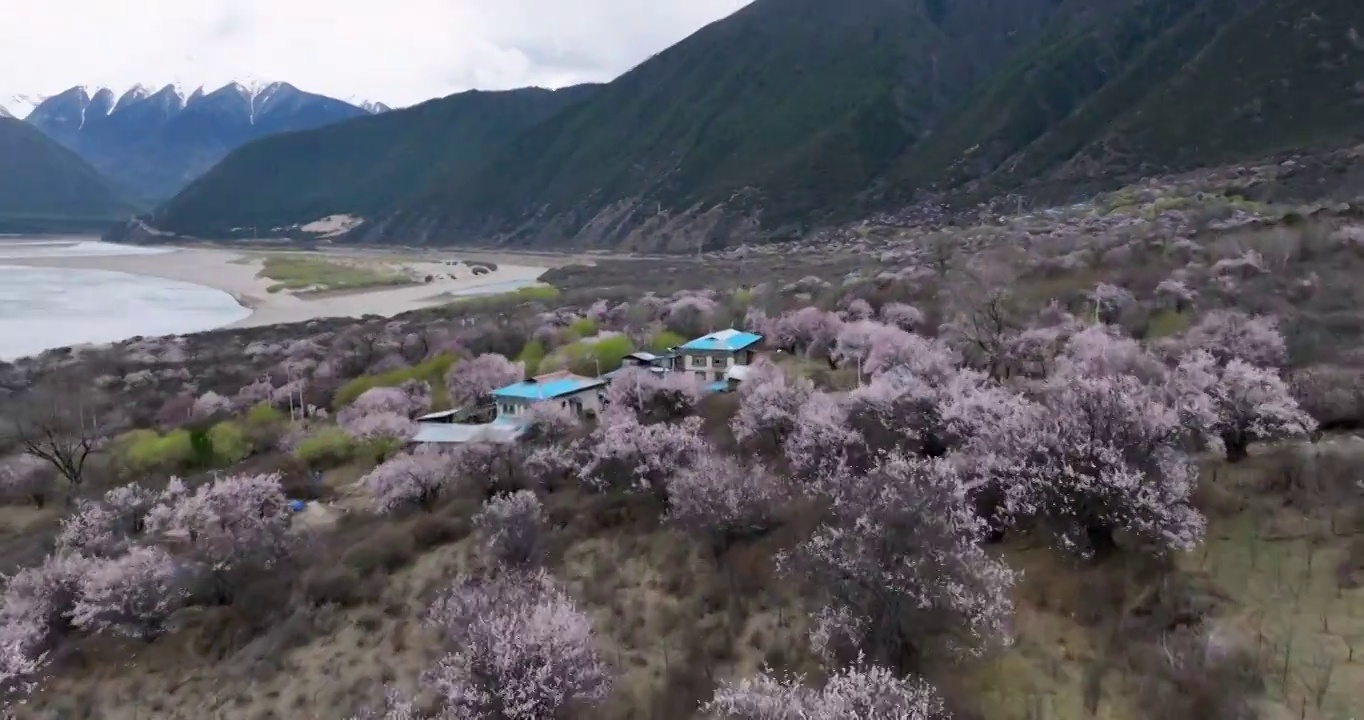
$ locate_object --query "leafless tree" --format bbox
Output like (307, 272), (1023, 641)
(2, 381), (114, 492)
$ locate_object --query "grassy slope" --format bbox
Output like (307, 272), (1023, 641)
(0, 118), (136, 225)
(152, 86), (598, 237)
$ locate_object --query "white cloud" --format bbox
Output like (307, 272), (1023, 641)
(0, 0), (752, 107)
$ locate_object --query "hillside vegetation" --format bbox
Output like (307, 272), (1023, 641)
(142, 0), (1364, 250)
(151, 86), (598, 237)
(8, 174), (1364, 718)
(0, 118), (136, 232)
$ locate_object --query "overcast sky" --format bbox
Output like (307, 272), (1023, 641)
(2, 0), (753, 107)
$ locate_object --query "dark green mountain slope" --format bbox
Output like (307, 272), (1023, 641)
(895, 0), (1364, 203)
(1058, 0), (1364, 179)
(884, 0), (1253, 192)
(151, 86), (597, 236)
(0, 118), (136, 232)
(149, 0), (1364, 249)
(365, 0), (1064, 248)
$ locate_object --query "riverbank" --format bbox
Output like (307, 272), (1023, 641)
(0, 242), (550, 328)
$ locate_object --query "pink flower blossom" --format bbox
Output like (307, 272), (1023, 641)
(666, 452), (787, 543)
(704, 661), (947, 719)
(71, 546), (188, 641)
(362, 445), (456, 511)
(474, 491), (545, 567)
(580, 412), (706, 499)
(782, 454), (1016, 666)
(603, 367), (704, 423)
(446, 354), (523, 409)
(424, 570), (611, 718)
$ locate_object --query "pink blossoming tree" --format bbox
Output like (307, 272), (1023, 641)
(603, 367), (705, 423)
(445, 354), (524, 409)
(0, 455), (50, 508)
(703, 661), (948, 719)
(731, 360), (815, 457)
(144, 473), (292, 603)
(363, 445), (456, 512)
(996, 370), (1206, 558)
(782, 454), (1015, 669)
(579, 412), (706, 501)
(1174, 310), (1287, 368)
(71, 546), (188, 642)
(0, 552), (94, 654)
(473, 490), (545, 567)
(666, 451), (789, 547)
(1173, 352), (1316, 461)
(423, 570), (611, 719)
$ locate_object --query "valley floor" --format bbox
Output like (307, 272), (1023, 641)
(1, 243), (551, 328)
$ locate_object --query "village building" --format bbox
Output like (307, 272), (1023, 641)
(491, 370), (607, 420)
(675, 329), (763, 386)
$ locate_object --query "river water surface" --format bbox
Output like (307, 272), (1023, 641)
(0, 238), (250, 360)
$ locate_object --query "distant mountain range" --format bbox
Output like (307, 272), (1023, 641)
(6, 81), (386, 201)
(123, 0), (1364, 249)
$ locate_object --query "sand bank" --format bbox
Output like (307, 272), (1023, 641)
(1, 245), (549, 328)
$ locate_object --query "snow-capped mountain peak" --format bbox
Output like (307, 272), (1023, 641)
(114, 84), (153, 112)
(0, 93), (45, 120)
(347, 95), (392, 114)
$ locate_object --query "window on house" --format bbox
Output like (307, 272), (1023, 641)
(694, 371), (705, 381)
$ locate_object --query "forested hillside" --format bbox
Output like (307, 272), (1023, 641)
(150, 86), (598, 237)
(0, 118), (136, 232)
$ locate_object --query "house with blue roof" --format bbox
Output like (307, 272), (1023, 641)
(677, 328), (764, 386)
(491, 370), (607, 421)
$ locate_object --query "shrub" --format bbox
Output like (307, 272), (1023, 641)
(122, 429), (197, 474)
(293, 427), (357, 468)
(565, 317), (598, 339)
(334, 354), (456, 409)
(411, 513), (471, 550)
(302, 566), (370, 607)
(208, 421), (252, 465)
(343, 526), (416, 576)
(647, 330), (687, 352)
(244, 402), (287, 428)
(516, 339), (547, 375)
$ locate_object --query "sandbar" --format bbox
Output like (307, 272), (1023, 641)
(0, 244), (549, 329)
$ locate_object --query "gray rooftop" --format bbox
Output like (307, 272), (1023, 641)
(411, 421), (523, 444)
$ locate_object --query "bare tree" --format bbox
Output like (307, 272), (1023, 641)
(3, 382), (113, 492)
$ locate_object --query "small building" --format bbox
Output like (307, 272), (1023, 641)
(491, 370), (607, 420)
(677, 329), (763, 384)
(622, 351), (662, 368)
(411, 418), (524, 445)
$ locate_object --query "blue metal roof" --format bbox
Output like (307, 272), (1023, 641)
(679, 329), (763, 352)
(492, 374), (605, 400)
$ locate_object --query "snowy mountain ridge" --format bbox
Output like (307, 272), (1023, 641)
(16, 80), (384, 198)
(3, 81), (389, 120)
